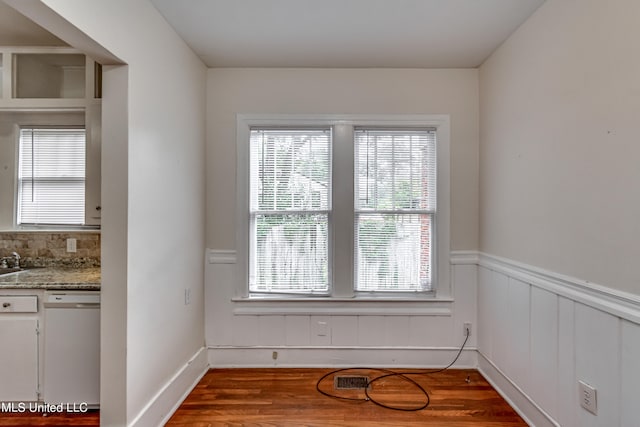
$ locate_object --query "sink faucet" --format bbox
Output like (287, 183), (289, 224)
(11, 252), (20, 269)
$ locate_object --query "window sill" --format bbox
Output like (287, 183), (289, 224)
(231, 296), (453, 316)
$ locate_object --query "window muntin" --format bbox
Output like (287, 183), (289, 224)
(17, 127), (86, 226)
(249, 129), (331, 294)
(354, 129), (436, 292)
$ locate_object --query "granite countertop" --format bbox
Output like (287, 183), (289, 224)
(0, 267), (101, 290)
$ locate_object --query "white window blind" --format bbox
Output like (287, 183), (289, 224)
(17, 127), (86, 225)
(354, 128), (436, 292)
(249, 128), (331, 294)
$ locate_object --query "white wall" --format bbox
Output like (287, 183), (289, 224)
(8, 1), (208, 425)
(479, 0), (640, 296)
(100, 62), (128, 426)
(207, 68), (479, 251)
(205, 68), (479, 364)
(477, 0), (640, 425)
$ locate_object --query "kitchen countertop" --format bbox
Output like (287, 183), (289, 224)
(0, 267), (101, 290)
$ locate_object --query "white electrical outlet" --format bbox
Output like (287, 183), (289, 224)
(66, 238), (77, 253)
(579, 380), (597, 415)
(184, 288), (191, 305)
(463, 322), (472, 336)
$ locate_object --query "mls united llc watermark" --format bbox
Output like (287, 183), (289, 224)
(1, 401), (89, 413)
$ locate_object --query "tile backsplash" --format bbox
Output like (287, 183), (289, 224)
(0, 231), (100, 267)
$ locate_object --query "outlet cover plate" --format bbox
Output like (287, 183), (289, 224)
(579, 380), (597, 415)
(66, 238), (77, 253)
(463, 322), (472, 336)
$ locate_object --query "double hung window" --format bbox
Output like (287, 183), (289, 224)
(17, 127), (86, 226)
(354, 129), (436, 292)
(240, 115), (449, 299)
(249, 129), (331, 294)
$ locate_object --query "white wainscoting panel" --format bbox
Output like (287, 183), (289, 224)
(491, 270), (510, 370)
(408, 314), (456, 346)
(451, 263), (478, 347)
(574, 303), (620, 427)
(477, 266), (494, 360)
(477, 253), (640, 427)
(285, 316), (311, 346)
(557, 296), (576, 427)
(504, 277), (531, 393)
(256, 315), (286, 346)
(206, 249), (640, 426)
(529, 287), (558, 421)
(329, 316), (358, 346)
(621, 319), (640, 427)
(205, 250), (478, 368)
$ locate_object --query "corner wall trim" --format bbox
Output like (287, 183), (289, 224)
(129, 347), (209, 427)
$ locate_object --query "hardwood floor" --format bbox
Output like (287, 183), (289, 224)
(167, 368), (527, 426)
(0, 369), (526, 426)
(0, 409), (99, 426)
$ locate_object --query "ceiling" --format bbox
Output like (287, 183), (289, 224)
(0, 0), (545, 68)
(149, 0), (545, 68)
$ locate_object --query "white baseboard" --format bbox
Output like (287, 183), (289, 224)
(130, 347), (209, 427)
(478, 352), (559, 427)
(208, 346), (477, 369)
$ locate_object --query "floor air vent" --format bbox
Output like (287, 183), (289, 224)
(334, 375), (370, 390)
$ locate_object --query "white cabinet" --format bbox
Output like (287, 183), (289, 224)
(0, 47), (100, 109)
(13, 53), (86, 99)
(0, 295), (39, 402)
(0, 48), (103, 227)
(43, 291), (100, 406)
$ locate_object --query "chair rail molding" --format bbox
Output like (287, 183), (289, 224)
(477, 251), (640, 324)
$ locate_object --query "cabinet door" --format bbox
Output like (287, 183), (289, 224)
(0, 318), (38, 401)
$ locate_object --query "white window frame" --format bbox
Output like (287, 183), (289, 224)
(236, 114), (451, 307)
(7, 108), (101, 231)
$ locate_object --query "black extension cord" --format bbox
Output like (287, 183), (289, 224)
(315, 327), (471, 412)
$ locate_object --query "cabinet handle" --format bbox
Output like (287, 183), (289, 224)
(2, 302), (10, 308)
